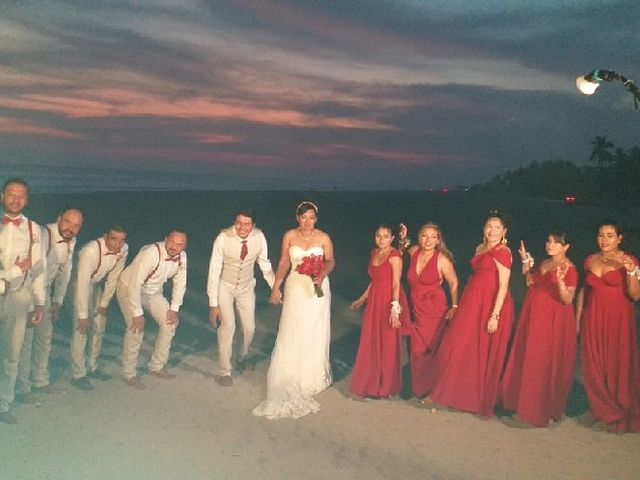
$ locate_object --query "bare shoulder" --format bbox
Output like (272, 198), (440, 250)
(283, 229), (297, 240)
(438, 252), (454, 268)
(315, 229), (332, 242)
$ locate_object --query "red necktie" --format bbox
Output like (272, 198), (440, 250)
(240, 240), (248, 260)
(2, 216), (22, 227)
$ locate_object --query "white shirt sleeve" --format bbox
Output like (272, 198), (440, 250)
(75, 243), (99, 319)
(257, 232), (275, 288)
(30, 222), (47, 306)
(206, 234), (225, 308)
(170, 254), (187, 311)
(100, 246), (128, 309)
(52, 240), (75, 305)
(127, 246), (159, 318)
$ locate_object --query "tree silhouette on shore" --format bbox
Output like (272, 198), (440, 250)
(475, 136), (640, 205)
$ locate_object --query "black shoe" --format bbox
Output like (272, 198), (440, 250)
(148, 368), (176, 380)
(33, 384), (64, 395)
(217, 375), (233, 387)
(70, 377), (94, 391)
(15, 392), (37, 404)
(0, 411), (17, 425)
(240, 357), (256, 372)
(123, 376), (146, 390)
(87, 369), (112, 381)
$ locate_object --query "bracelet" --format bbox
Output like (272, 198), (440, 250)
(521, 252), (534, 267)
(451, 304), (458, 308)
(391, 300), (403, 315)
(489, 312), (500, 320)
(627, 266), (640, 277)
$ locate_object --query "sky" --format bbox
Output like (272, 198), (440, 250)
(1, 0), (639, 191)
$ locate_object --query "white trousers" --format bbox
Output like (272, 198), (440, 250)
(17, 293), (53, 393)
(217, 279), (256, 376)
(117, 282), (176, 379)
(70, 284), (107, 379)
(0, 288), (31, 412)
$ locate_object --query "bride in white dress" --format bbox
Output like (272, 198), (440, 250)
(253, 201), (334, 419)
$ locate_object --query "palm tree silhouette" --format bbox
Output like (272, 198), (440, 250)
(590, 135), (614, 169)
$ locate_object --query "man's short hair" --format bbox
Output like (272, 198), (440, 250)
(235, 207), (256, 223)
(2, 177), (29, 193)
(106, 224), (128, 235)
(166, 228), (187, 238)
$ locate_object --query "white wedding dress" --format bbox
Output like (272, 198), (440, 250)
(253, 245), (332, 419)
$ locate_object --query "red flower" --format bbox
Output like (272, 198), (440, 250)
(295, 254), (325, 297)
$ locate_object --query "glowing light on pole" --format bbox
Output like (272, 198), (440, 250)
(576, 69), (640, 109)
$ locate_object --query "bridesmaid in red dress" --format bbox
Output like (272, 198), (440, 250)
(576, 222), (640, 432)
(350, 225), (410, 398)
(426, 210), (514, 417)
(501, 232), (577, 427)
(401, 223), (459, 398)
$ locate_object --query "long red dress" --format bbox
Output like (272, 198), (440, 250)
(581, 255), (640, 432)
(351, 249), (410, 397)
(428, 245), (514, 417)
(500, 265), (578, 426)
(407, 250), (449, 398)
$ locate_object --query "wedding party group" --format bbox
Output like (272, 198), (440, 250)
(0, 176), (332, 425)
(1, 176), (640, 435)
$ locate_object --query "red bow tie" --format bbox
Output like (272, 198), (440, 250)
(2, 216), (22, 227)
(165, 256), (180, 262)
(57, 238), (71, 244)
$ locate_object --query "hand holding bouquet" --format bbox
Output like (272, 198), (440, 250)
(296, 254), (325, 297)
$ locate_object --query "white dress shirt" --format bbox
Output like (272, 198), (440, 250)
(75, 237), (129, 319)
(118, 241), (187, 317)
(41, 223), (76, 304)
(0, 213), (46, 304)
(207, 226), (275, 307)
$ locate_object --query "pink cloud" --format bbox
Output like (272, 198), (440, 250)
(191, 133), (241, 145)
(0, 117), (81, 139)
(306, 143), (463, 166)
(0, 89), (392, 130)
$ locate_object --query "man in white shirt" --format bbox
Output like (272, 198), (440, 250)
(207, 209), (274, 386)
(70, 225), (128, 391)
(118, 230), (187, 389)
(0, 177), (46, 424)
(17, 208), (83, 400)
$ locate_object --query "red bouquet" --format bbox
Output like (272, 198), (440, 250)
(295, 254), (325, 297)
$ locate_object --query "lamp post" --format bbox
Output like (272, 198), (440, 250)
(576, 69), (640, 110)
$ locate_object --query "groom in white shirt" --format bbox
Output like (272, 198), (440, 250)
(207, 209), (274, 387)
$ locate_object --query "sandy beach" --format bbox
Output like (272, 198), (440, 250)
(2, 190), (640, 480)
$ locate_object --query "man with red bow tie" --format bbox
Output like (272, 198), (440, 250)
(17, 208), (84, 401)
(0, 177), (46, 424)
(118, 230), (187, 389)
(207, 208), (274, 387)
(70, 225), (128, 391)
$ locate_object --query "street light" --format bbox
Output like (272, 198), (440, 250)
(576, 69), (640, 109)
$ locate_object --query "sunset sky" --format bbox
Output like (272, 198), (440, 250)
(1, 1), (638, 191)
